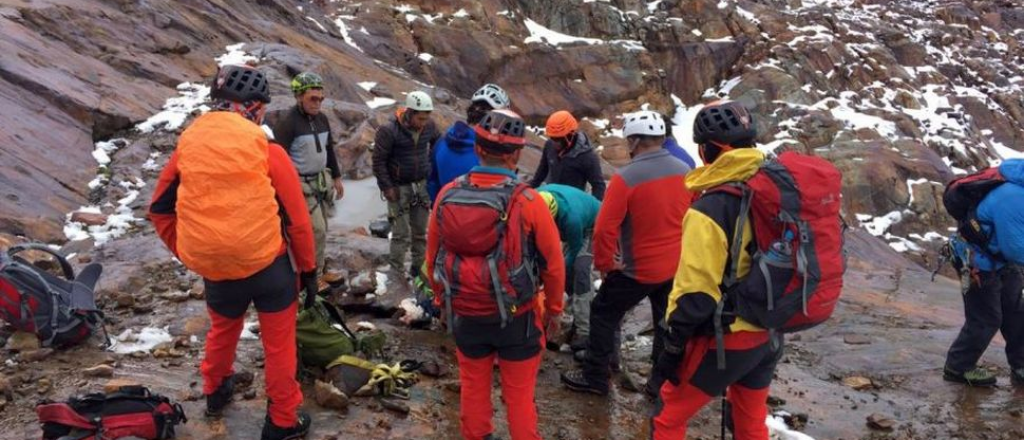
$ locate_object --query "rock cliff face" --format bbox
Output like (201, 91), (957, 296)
(0, 0), (1022, 253)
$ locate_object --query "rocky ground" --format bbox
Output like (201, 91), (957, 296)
(3, 222), (1024, 440)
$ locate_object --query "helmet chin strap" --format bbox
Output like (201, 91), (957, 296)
(699, 141), (734, 164)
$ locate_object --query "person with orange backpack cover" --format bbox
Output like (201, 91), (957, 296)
(649, 101), (844, 439)
(149, 65), (317, 440)
(426, 109), (565, 440)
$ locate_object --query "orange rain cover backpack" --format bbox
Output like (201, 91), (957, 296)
(174, 112), (283, 281)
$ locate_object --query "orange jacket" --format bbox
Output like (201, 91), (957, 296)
(148, 143), (317, 275)
(426, 167), (566, 316)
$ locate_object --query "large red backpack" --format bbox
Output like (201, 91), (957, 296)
(710, 151), (845, 366)
(433, 175), (541, 329)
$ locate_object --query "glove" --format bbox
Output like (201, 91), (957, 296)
(654, 340), (686, 386)
(300, 271), (318, 309)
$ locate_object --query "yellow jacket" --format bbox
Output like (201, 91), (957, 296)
(665, 148), (766, 338)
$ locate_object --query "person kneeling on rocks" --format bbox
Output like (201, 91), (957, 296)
(149, 64), (316, 440)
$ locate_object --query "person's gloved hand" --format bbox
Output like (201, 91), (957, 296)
(300, 271), (318, 309)
(654, 340), (686, 386)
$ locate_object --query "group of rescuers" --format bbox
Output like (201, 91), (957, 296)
(149, 63), (1024, 440)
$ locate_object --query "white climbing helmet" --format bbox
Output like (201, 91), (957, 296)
(471, 83), (511, 110)
(406, 91), (434, 112)
(622, 110), (667, 138)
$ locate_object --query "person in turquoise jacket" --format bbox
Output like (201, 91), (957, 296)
(944, 158), (1024, 388)
(538, 183), (601, 350)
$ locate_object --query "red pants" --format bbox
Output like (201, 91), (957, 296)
(457, 350), (542, 440)
(651, 332), (778, 440)
(201, 302), (303, 427)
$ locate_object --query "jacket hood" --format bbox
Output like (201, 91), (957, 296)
(444, 121), (476, 151)
(685, 148), (765, 192)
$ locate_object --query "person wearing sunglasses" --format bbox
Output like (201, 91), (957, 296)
(271, 72), (345, 287)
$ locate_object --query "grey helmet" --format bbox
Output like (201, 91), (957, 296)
(471, 83), (511, 110)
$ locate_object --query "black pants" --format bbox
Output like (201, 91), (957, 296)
(583, 272), (671, 387)
(204, 254), (297, 319)
(452, 310), (543, 361)
(946, 265), (1024, 373)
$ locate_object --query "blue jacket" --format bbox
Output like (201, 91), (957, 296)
(663, 137), (697, 169)
(974, 159), (1024, 267)
(428, 121), (479, 202)
(537, 183), (601, 267)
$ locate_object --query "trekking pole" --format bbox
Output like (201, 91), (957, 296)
(720, 391), (728, 440)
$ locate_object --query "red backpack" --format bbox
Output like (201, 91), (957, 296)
(710, 151), (845, 366)
(433, 175), (541, 329)
(37, 386), (186, 440)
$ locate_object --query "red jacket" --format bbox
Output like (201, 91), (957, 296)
(426, 167), (565, 316)
(148, 143), (317, 275)
(593, 149), (692, 284)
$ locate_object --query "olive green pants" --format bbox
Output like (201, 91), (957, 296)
(386, 181), (429, 275)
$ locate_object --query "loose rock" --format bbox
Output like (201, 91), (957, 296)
(867, 413), (897, 430)
(83, 364), (115, 378)
(20, 348), (54, 362)
(842, 376), (874, 391)
(5, 332), (40, 352)
(844, 334), (872, 345)
(314, 380), (349, 411)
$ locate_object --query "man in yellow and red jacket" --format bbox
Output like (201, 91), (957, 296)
(650, 101), (778, 440)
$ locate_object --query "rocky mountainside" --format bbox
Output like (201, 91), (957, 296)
(1, 0), (1022, 251)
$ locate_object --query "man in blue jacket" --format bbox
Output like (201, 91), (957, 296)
(944, 159), (1024, 387)
(538, 184), (601, 350)
(427, 84), (512, 202)
(661, 113), (697, 169)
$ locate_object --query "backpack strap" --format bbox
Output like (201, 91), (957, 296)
(8, 244), (75, 281)
(701, 183), (753, 371)
(486, 182), (529, 329)
(36, 402), (97, 431)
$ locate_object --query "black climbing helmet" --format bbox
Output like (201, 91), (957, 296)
(211, 65), (271, 104)
(474, 109), (527, 154)
(693, 100), (757, 146)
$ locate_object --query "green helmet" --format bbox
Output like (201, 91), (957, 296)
(291, 72), (324, 95)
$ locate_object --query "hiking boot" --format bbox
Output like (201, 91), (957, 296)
(944, 366), (997, 387)
(1012, 368), (1024, 386)
(573, 350), (620, 373)
(569, 335), (588, 352)
(260, 411), (312, 440)
(205, 375), (235, 417)
(560, 369), (609, 396)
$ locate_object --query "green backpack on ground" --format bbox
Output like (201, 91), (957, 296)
(296, 296), (387, 369)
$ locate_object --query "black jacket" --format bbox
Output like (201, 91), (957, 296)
(528, 132), (606, 200)
(372, 112), (441, 190)
(271, 106), (341, 178)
